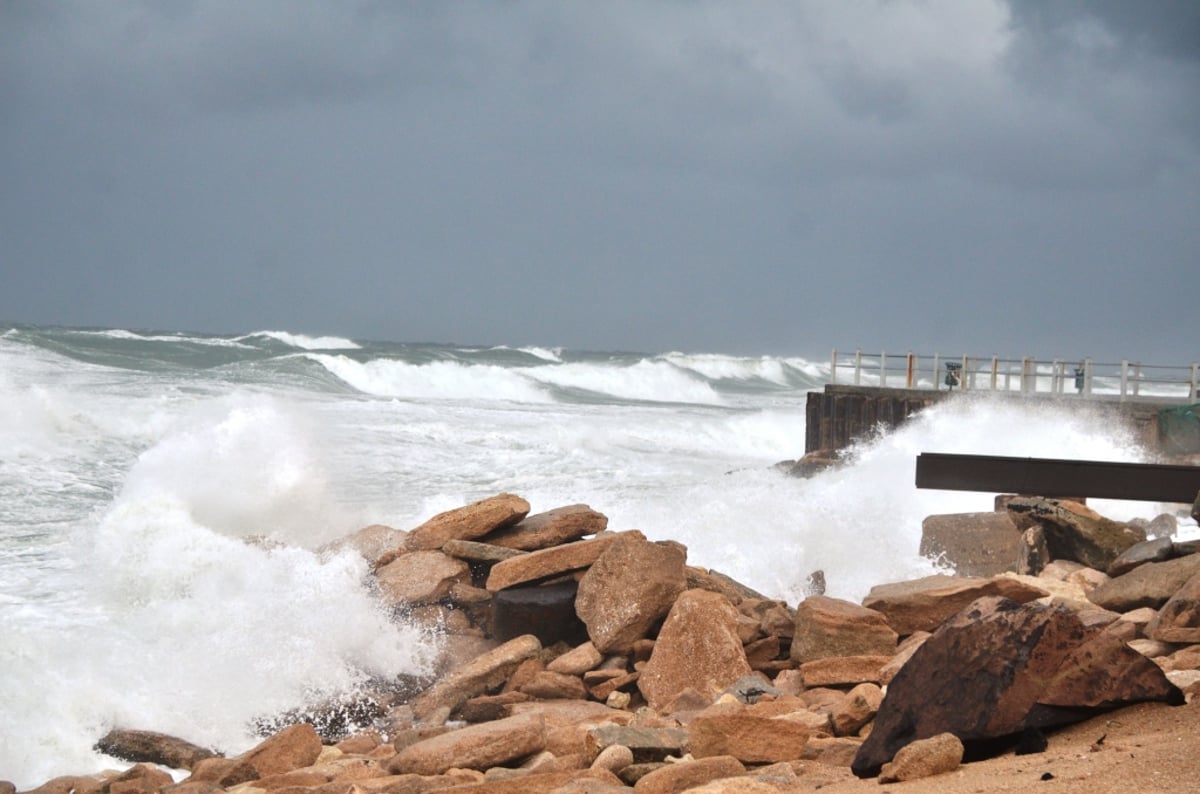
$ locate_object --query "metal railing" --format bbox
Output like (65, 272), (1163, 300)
(830, 350), (1200, 402)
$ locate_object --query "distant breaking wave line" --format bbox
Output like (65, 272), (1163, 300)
(305, 354), (552, 403)
(245, 331), (361, 350)
(74, 328), (256, 348)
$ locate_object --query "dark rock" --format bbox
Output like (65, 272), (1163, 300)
(1088, 553), (1200, 611)
(1016, 526), (1049, 576)
(491, 581), (588, 646)
(852, 596), (1181, 778)
(920, 511), (1021, 577)
(1107, 537), (1175, 577)
(95, 728), (218, 770)
(583, 724), (689, 764)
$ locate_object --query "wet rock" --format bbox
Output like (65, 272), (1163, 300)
(861, 574), (1048, 635)
(101, 764), (173, 794)
(492, 582), (588, 646)
(94, 728), (218, 771)
(1017, 525), (1050, 576)
(575, 534), (688, 654)
(790, 595), (897, 663)
(410, 634), (542, 722)
(920, 511), (1021, 577)
(405, 493), (530, 551)
(1004, 497), (1145, 571)
(375, 550), (471, 607)
(220, 723), (322, 785)
(441, 538), (524, 564)
(638, 590), (752, 713)
(878, 732), (963, 783)
(324, 523), (407, 565)
(483, 505), (608, 551)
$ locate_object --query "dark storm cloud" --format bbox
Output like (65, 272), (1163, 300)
(1, 1), (1197, 362)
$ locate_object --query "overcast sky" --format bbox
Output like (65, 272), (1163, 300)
(2, 1), (1197, 361)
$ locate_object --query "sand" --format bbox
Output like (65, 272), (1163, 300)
(791, 698), (1200, 792)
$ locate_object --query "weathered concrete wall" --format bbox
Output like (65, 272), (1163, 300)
(804, 385), (1172, 455)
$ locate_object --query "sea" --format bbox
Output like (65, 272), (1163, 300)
(0, 323), (1190, 787)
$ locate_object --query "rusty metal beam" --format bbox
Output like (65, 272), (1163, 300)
(915, 453), (1200, 503)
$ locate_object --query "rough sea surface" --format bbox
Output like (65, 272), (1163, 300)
(0, 324), (1184, 787)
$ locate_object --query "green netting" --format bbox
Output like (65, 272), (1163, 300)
(1159, 403), (1200, 454)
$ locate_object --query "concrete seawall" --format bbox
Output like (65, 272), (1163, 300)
(804, 384), (1178, 456)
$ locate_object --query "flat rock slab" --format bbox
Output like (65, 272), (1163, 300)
(861, 574), (1048, 635)
(688, 712), (810, 763)
(482, 504), (609, 551)
(390, 712), (547, 775)
(405, 493), (530, 551)
(791, 595), (897, 663)
(410, 634), (542, 722)
(1089, 553), (1200, 612)
(486, 532), (638, 592)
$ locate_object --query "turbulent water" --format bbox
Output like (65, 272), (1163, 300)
(0, 323), (1187, 786)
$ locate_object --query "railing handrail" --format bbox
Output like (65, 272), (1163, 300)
(829, 349), (1200, 403)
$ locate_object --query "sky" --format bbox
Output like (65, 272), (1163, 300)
(2, 1), (1198, 361)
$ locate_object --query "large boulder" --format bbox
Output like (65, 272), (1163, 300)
(852, 596), (1181, 778)
(374, 550), (470, 607)
(790, 595), (897, 663)
(1004, 497), (1145, 571)
(220, 723), (322, 785)
(575, 534), (688, 653)
(688, 712), (810, 763)
(404, 493), (530, 551)
(638, 590), (752, 713)
(861, 574), (1047, 636)
(1145, 571), (1200, 643)
(389, 712), (546, 775)
(919, 512), (1021, 577)
(482, 505), (609, 551)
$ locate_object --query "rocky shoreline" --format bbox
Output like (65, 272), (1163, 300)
(9, 492), (1200, 794)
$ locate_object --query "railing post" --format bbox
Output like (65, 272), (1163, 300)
(854, 349), (862, 386)
(962, 356), (970, 390)
(932, 353), (941, 391)
(880, 350), (887, 387)
(1021, 357), (1032, 393)
(1052, 359), (1062, 394)
(1120, 360), (1129, 401)
(1133, 362), (1141, 397)
(990, 357), (998, 391)
(906, 352), (915, 389)
(1192, 363), (1198, 401)
(830, 349), (838, 385)
(1084, 358), (1093, 396)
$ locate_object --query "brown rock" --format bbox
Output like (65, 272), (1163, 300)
(405, 493), (530, 551)
(878, 732), (964, 783)
(410, 634), (542, 722)
(519, 670), (589, 700)
(638, 590), (752, 713)
(376, 550), (471, 607)
(222, 723), (323, 785)
(631, 756), (745, 794)
(1089, 553), (1200, 611)
(1036, 629), (1183, 711)
(389, 712), (546, 776)
(509, 699), (634, 757)
(920, 511), (1021, 577)
(441, 539), (524, 564)
(798, 655), (891, 687)
(483, 505), (608, 551)
(688, 712), (810, 763)
(1146, 571), (1200, 643)
(103, 764), (174, 794)
(1108, 537), (1176, 577)
(486, 533), (632, 592)
(685, 567), (768, 605)
(95, 728), (218, 770)
(878, 631), (930, 685)
(547, 641), (603, 675)
(1005, 497), (1145, 570)
(830, 683), (884, 737)
(591, 744), (635, 773)
(324, 524), (407, 565)
(23, 776), (107, 794)
(852, 596), (1182, 778)
(575, 534), (688, 654)
(184, 756), (239, 784)
(790, 595), (897, 663)
(861, 574), (1048, 635)
(584, 724), (689, 764)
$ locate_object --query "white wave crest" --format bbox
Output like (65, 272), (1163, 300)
(308, 354), (551, 402)
(248, 331), (361, 350)
(76, 328), (255, 348)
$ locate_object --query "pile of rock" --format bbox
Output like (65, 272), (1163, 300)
(13, 492), (1200, 794)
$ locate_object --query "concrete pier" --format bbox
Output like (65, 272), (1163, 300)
(804, 384), (1180, 456)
